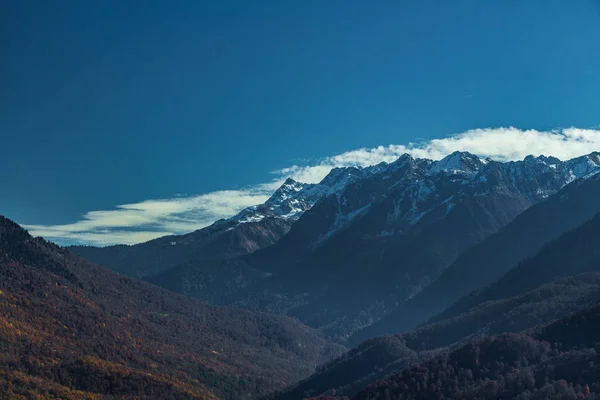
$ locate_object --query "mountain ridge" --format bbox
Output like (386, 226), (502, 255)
(226, 152), (600, 338)
(71, 152), (600, 340)
(351, 170), (600, 343)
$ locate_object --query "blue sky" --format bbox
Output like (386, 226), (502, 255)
(2, 0), (600, 245)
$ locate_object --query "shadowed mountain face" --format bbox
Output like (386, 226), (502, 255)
(223, 152), (600, 338)
(433, 212), (600, 325)
(70, 217), (295, 279)
(72, 153), (600, 340)
(69, 171), (375, 279)
(352, 171), (600, 344)
(266, 211), (600, 399)
(268, 274), (600, 400)
(349, 304), (600, 400)
(0, 216), (345, 400)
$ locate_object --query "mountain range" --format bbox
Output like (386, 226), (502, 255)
(5, 150), (600, 399)
(72, 151), (600, 339)
(267, 201), (600, 399)
(352, 168), (600, 343)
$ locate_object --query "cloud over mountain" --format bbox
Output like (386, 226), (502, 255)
(24, 127), (600, 245)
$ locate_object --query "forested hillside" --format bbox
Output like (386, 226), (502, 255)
(350, 304), (600, 400)
(0, 216), (344, 399)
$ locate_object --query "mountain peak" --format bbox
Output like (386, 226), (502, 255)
(396, 153), (414, 162)
(536, 155), (562, 164)
(318, 165), (365, 189)
(429, 151), (483, 175)
(584, 151), (600, 164)
(266, 178), (307, 202)
(0, 215), (20, 232)
(0, 215), (47, 250)
(450, 150), (474, 157)
(565, 152), (600, 181)
(283, 177), (300, 185)
(523, 154), (560, 165)
(387, 153), (414, 170)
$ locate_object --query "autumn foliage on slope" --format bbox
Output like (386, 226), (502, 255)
(0, 216), (344, 399)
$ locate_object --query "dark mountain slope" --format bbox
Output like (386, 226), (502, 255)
(146, 256), (267, 304)
(0, 216), (345, 399)
(268, 211), (600, 399)
(352, 172), (600, 343)
(262, 335), (427, 400)
(268, 273), (600, 400)
(351, 304), (600, 400)
(71, 216), (294, 279)
(436, 211), (600, 324)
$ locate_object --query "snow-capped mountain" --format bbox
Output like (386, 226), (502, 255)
(217, 151), (600, 338)
(69, 165), (375, 278)
(271, 151), (600, 252)
(223, 151), (600, 251)
(230, 178), (314, 224)
(227, 164), (383, 225)
(353, 169), (600, 344)
(428, 150), (485, 176)
(72, 151), (600, 339)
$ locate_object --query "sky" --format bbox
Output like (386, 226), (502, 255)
(2, 0), (600, 246)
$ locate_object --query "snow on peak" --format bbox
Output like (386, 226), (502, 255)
(388, 153), (414, 168)
(230, 166), (373, 226)
(316, 166), (367, 195)
(429, 151), (483, 176)
(265, 178), (308, 205)
(566, 152), (600, 181)
(227, 151), (600, 231)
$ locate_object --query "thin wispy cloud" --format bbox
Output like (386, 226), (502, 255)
(24, 190), (272, 246)
(24, 127), (600, 246)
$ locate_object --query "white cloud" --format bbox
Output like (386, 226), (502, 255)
(24, 127), (600, 246)
(277, 127), (600, 183)
(23, 189), (271, 246)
